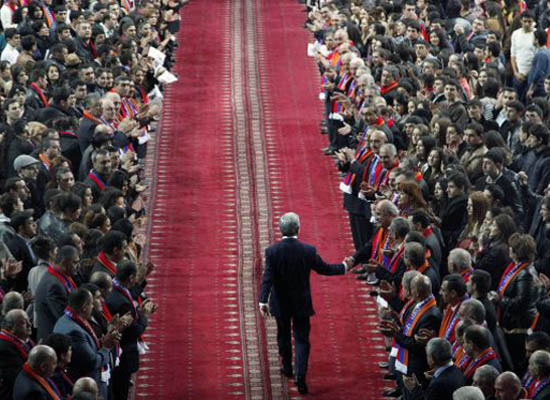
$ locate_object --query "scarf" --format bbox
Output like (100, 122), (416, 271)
(523, 372), (538, 397)
(112, 279), (138, 317)
(22, 362), (61, 400)
(498, 261), (530, 296)
(438, 300), (463, 343)
(0, 329), (28, 359)
(64, 307), (100, 348)
(460, 268), (474, 283)
(395, 296), (437, 374)
(387, 243), (404, 274)
(380, 81), (398, 95)
(340, 147), (375, 193)
(87, 170), (106, 191)
(96, 250), (116, 275)
(463, 347), (497, 380)
(38, 153), (51, 172)
(30, 83), (49, 107)
(371, 227), (390, 267)
(47, 264), (76, 293)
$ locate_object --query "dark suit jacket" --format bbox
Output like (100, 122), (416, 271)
(53, 314), (110, 384)
(7, 234), (37, 292)
(106, 287), (148, 374)
(12, 369), (56, 400)
(259, 238), (345, 318)
(34, 272), (71, 342)
(395, 301), (442, 375)
(0, 338), (26, 400)
(410, 364), (465, 400)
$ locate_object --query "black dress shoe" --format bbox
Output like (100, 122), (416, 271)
(296, 379), (308, 395)
(382, 387), (401, 398)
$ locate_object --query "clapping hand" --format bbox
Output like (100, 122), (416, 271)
(379, 319), (399, 336)
(379, 280), (396, 301)
(403, 374), (421, 392)
(1, 258), (22, 279)
(415, 328), (435, 344)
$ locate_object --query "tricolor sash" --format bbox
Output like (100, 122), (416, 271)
(380, 81), (398, 95)
(47, 264), (76, 293)
(112, 279), (138, 317)
(22, 362), (61, 400)
(42, 6), (56, 28)
(439, 301), (462, 343)
(0, 329), (29, 359)
(390, 298), (415, 357)
(523, 372), (538, 397)
(339, 147), (374, 194)
(87, 170), (106, 191)
(463, 347), (497, 380)
(531, 376), (550, 398)
(38, 153), (50, 172)
(387, 243), (404, 274)
(498, 261), (530, 296)
(395, 296), (437, 374)
(460, 268), (474, 283)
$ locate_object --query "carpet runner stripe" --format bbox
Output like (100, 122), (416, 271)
(135, 0), (388, 399)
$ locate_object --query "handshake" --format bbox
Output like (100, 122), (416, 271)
(343, 256), (356, 270)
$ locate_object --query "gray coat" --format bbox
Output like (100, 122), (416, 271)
(34, 272), (70, 342)
(53, 314), (110, 385)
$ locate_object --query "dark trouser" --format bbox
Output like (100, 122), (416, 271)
(505, 332), (527, 374)
(112, 350), (139, 400)
(328, 119), (348, 151)
(348, 212), (372, 251)
(276, 315), (311, 380)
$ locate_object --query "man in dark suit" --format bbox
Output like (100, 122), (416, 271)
(404, 338), (465, 400)
(12, 345), (58, 400)
(7, 210), (38, 292)
(381, 275), (442, 399)
(106, 260), (156, 400)
(34, 246), (79, 342)
(53, 288), (119, 398)
(258, 212), (351, 394)
(0, 309), (33, 400)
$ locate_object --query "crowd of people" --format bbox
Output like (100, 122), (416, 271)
(305, 0), (550, 398)
(0, 0), (185, 398)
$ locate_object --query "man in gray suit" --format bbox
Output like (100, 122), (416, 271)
(54, 288), (119, 398)
(34, 245), (79, 341)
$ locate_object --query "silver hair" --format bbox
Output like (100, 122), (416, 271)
(473, 365), (499, 384)
(449, 248), (472, 272)
(402, 270), (420, 294)
(378, 199), (399, 217)
(426, 338), (452, 364)
(390, 217), (410, 239)
(381, 143), (397, 157)
(412, 274), (432, 297)
(453, 386), (485, 400)
(279, 212), (300, 236)
(1, 309), (25, 331)
(460, 299), (486, 324)
(531, 350), (550, 377)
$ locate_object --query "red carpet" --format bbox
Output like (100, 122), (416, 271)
(137, 0), (388, 399)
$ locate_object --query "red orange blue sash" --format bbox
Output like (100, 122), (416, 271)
(0, 329), (28, 359)
(88, 170), (106, 191)
(395, 296), (437, 374)
(47, 264), (76, 293)
(498, 261), (530, 296)
(22, 363), (61, 400)
(463, 347), (497, 379)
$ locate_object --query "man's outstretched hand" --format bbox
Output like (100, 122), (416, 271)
(259, 303), (270, 317)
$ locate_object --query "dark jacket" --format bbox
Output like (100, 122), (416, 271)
(474, 241), (510, 292)
(0, 336), (26, 400)
(500, 264), (542, 331)
(34, 271), (71, 342)
(12, 368), (57, 400)
(440, 194), (468, 250)
(394, 299), (442, 375)
(7, 234), (37, 292)
(410, 364), (465, 400)
(259, 238), (345, 318)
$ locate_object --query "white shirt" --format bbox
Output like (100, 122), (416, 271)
(511, 28), (535, 75)
(0, 4), (15, 30)
(0, 42), (19, 66)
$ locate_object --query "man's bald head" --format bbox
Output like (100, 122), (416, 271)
(28, 345), (57, 378)
(411, 274), (432, 300)
(494, 371), (521, 400)
(73, 377), (99, 398)
(1, 291), (24, 315)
